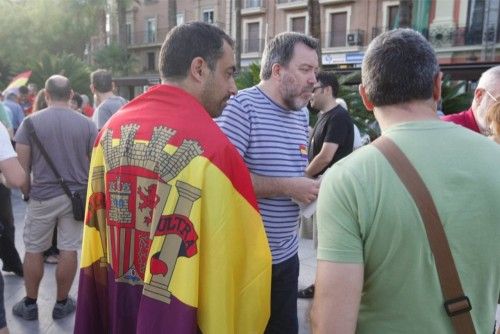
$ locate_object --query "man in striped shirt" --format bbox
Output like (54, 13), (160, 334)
(217, 32), (320, 334)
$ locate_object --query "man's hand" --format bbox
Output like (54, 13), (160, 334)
(251, 174), (319, 203)
(286, 177), (320, 205)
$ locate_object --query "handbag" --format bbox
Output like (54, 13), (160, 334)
(23, 117), (86, 221)
(372, 136), (476, 334)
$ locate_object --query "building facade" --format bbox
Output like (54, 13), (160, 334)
(95, 0), (500, 98)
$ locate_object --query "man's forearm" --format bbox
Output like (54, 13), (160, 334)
(251, 173), (320, 204)
(305, 154), (331, 178)
(251, 174), (292, 198)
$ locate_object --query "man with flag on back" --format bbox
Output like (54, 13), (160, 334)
(74, 22), (272, 334)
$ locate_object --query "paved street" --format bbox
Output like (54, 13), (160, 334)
(2, 189), (316, 333)
(3, 188), (498, 333)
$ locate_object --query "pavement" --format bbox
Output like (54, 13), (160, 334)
(3, 189), (498, 333)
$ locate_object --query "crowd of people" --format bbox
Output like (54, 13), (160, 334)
(0, 21), (499, 334)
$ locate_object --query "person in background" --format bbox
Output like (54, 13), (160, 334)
(29, 88), (60, 264)
(442, 65), (500, 135)
(0, 99), (23, 278)
(75, 22), (271, 334)
(18, 86), (32, 116)
(90, 69), (127, 130)
(32, 89), (47, 113)
(3, 92), (24, 133)
(217, 32), (320, 334)
(0, 122), (27, 334)
(298, 71), (354, 299)
(70, 93), (83, 114)
(486, 100), (500, 144)
(311, 28), (500, 334)
(80, 94), (94, 118)
(13, 75), (97, 321)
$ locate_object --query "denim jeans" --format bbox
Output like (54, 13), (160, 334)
(265, 253), (299, 334)
(0, 272), (6, 329)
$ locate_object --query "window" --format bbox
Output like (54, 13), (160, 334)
(247, 22), (260, 52)
(291, 16), (306, 33)
(106, 14), (111, 45)
(176, 13), (184, 26)
(203, 9), (214, 24)
(147, 52), (155, 71)
(244, 0), (262, 8)
(388, 5), (399, 29)
(329, 12), (347, 47)
(126, 23), (132, 45)
(146, 18), (157, 43)
(466, 0), (485, 44)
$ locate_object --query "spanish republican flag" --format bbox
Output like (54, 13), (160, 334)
(75, 85), (272, 334)
(3, 70), (31, 92)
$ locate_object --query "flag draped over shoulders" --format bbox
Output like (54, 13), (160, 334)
(75, 85), (271, 334)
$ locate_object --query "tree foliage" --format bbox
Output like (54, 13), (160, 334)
(440, 75), (473, 115)
(0, 0), (102, 88)
(93, 43), (137, 76)
(235, 63), (261, 90)
(27, 52), (91, 96)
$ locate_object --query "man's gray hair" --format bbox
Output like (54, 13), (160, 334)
(477, 65), (500, 91)
(361, 28), (440, 107)
(260, 32), (319, 80)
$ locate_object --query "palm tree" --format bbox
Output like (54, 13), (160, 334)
(235, 0), (242, 72)
(308, 0), (322, 65)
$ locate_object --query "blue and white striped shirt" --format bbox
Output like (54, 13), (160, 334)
(216, 86), (309, 264)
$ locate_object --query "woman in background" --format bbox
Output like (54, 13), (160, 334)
(486, 100), (500, 144)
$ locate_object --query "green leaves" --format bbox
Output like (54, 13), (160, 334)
(235, 63), (261, 90)
(440, 74), (473, 115)
(28, 52), (91, 96)
(93, 43), (137, 76)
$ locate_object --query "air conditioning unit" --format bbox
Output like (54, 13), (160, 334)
(347, 31), (363, 46)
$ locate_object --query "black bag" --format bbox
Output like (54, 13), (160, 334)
(24, 118), (87, 221)
(71, 189), (86, 221)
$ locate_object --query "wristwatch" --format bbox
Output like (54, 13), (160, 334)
(22, 194), (30, 202)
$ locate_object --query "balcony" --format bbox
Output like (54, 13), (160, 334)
(276, 0), (307, 10)
(242, 0), (266, 15)
(371, 25), (500, 48)
(242, 38), (265, 54)
(423, 25), (500, 48)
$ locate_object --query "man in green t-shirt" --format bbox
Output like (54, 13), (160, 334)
(311, 28), (500, 334)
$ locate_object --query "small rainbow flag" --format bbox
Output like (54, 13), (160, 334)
(3, 71), (32, 93)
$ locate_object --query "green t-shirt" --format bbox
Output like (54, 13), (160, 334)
(317, 120), (500, 333)
(0, 103), (12, 129)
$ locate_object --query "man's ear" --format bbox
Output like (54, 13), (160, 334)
(44, 90), (51, 104)
(359, 84), (374, 111)
(433, 72), (443, 101)
(190, 57), (206, 83)
(271, 63), (281, 80)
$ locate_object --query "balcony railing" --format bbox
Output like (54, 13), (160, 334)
(242, 38), (265, 54)
(372, 25), (500, 47)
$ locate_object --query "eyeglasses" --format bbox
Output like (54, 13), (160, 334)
(485, 90), (498, 102)
(312, 86), (326, 93)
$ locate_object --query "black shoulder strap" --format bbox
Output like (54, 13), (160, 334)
(372, 136), (475, 334)
(24, 117), (72, 198)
